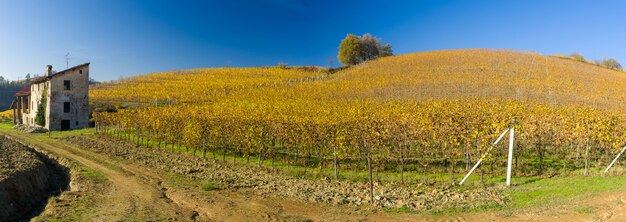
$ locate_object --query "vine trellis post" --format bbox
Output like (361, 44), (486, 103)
(460, 119), (516, 187)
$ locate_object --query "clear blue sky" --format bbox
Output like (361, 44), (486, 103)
(1, 0), (624, 81)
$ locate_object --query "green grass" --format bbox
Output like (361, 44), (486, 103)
(81, 165), (107, 183)
(505, 174), (626, 209)
(383, 206), (415, 214)
(201, 184), (218, 191)
(0, 122), (95, 136)
(573, 205), (597, 214)
(32, 159), (109, 222)
(46, 127), (96, 138)
(428, 203), (503, 215)
(0, 121), (14, 130)
(34, 195), (99, 222)
(158, 171), (221, 193)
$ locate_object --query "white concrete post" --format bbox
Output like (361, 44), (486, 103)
(585, 137), (590, 176)
(604, 144), (626, 173)
(506, 127), (514, 186)
(459, 128), (510, 185)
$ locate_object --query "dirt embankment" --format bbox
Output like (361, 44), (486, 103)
(0, 136), (70, 221)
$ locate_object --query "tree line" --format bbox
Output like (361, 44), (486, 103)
(0, 75), (29, 110)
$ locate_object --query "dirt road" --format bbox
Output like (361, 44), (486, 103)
(2, 130), (203, 221)
(0, 130), (426, 221)
(5, 128), (626, 221)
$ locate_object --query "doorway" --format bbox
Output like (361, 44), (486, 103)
(61, 120), (70, 131)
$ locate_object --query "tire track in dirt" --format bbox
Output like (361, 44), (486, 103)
(2, 130), (431, 221)
(11, 129), (626, 221)
(0, 131), (368, 221)
(0, 131), (201, 221)
(47, 135), (354, 221)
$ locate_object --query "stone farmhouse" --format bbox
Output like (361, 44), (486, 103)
(12, 63), (90, 131)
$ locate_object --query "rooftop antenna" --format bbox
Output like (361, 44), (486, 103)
(65, 52), (70, 68)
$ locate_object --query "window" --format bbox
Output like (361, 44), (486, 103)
(64, 80), (71, 90)
(79, 70), (83, 74)
(76, 121), (79, 126)
(64, 102), (70, 113)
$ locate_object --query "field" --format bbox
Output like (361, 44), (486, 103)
(84, 49), (626, 216)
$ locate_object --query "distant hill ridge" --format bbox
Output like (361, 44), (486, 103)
(331, 49), (626, 110)
(92, 49), (626, 112)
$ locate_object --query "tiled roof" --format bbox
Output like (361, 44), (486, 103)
(15, 86), (31, 96)
(30, 62), (90, 84)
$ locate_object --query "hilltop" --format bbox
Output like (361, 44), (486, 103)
(329, 49), (626, 110)
(93, 49), (626, 111)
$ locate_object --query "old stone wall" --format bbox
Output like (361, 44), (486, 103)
(48, 66), (89, 131)
(24, 82), (47, 127)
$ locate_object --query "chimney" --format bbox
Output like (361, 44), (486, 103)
(46, 65), (52, 76)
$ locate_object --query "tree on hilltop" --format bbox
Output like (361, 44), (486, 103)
(338, 34), (365, 66)
(360, 33), (380, 61)
(600, 58), (623, 71)
(378, 43), (393, 57)
(338, 33), (393, 66)
(570, 53), (585, 62)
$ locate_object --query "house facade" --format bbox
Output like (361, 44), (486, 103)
(12, 63), (90, 130)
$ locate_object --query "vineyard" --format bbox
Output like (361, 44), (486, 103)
(90, 49), (626, 198)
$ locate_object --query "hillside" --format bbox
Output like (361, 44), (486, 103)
(90, 49), (626, 195)
(93, 49), (626, 110)
(330, 49), (626, 109)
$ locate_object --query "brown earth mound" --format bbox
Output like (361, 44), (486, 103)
(0, 136), (69, 221)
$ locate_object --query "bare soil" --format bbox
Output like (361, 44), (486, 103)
(0, 137), (43, 181)
(0, 131), (425, 221)
(0, 136), (69, 221)
(4, 129), (626, 221)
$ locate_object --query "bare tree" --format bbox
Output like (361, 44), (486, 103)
(327, 56), (334, 68)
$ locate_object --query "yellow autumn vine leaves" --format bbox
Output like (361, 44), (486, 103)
(91, 49), (626, 165)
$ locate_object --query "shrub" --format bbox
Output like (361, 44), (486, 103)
(600, 58), (623, 71)
(570, 53), (585, 62)
(35, 87), (47, 126)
